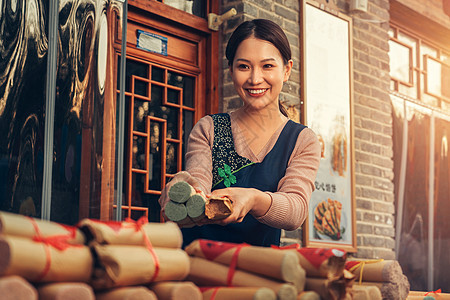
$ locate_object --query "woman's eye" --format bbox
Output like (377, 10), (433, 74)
(264, 64), (274, 68)
(238, 64), (249, 69)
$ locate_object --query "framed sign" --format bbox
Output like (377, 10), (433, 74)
(301, 0), (357, 251)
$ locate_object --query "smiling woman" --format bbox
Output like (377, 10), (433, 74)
(158, 19), (321, 248)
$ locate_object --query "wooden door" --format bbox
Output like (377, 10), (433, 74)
(115, 1), (218, 221)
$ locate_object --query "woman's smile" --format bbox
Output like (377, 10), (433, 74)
(246, 88), (269, 96)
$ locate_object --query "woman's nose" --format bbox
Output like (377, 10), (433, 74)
(248, 68), (263, 84)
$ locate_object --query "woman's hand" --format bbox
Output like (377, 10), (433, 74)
(209, 187), (272, 225)
(159, 171), (201, 221)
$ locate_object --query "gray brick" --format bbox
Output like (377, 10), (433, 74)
(242, 2), (259, 16)
(372, 248), (396, 259)
(355, 174), (373, 186)
(372, 155), (393, 169)
(360, 141), (382, 155)
(355, 247), (374, 258)
(372, 133), (392, 146)
(372, 177), (393, 190)
(284, 0), (300, 11)
(357, 198), (373, 210)
(222, 84), (236, 98)
(226, 97), (243, 111)
(356, 210), (363, 221)
(284, 19), (300, 35)
(355, 150), (372, 164)
(364, 235), (386, 247)
(361, 187), (383, 200)
(275, 4), (298, 21)
(384, 237), (395, 249)
(361, 119), (383, 133)
(283, 228), (302, 239)
(250, 0), (274, 8)
(374, 225), (395, 237)
(258, 10), (283, 23)
(362, 211), (391, 224)
(357, 222), (374, 234)
(357, 235), (363, 246)
(373, 200), (394, 213)
(280, 238), (302, 247)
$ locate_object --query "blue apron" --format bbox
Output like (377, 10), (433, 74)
(182, 113), (306, 247)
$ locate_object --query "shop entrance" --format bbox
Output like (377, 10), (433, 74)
(116, 2), (218, 222)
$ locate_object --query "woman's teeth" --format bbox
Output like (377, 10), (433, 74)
(247, 89), (267, 95)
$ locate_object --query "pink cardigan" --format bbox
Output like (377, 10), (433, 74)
(185, 112), (321, 231)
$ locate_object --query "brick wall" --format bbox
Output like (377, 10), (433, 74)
(349, 0), (395, 259)
(219, 0), (396, 259)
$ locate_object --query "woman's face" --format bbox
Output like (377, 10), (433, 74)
(230, 37), (293, 112)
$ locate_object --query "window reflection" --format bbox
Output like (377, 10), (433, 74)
(134, 99), (149, 132)
(168, 71), (195, 108)
(166, 142), (178, 175)
(151, 66), (165, 83)
(159, 0), (205, 18)
(124, 59), (148, 92)
(132, 136), (146, 170)
(148, 121), (162, 191)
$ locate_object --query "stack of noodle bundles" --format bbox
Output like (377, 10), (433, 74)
(185, 238), (308, 300)
(279, 245), (357, 300)
(0, 211), (94, 300)
(345, 259), (410, 300)
(78, 217), (198, 298)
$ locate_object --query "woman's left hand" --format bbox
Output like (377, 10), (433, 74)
(209, 187), (272, 225)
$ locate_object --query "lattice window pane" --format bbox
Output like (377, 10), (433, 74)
(132, 135), (146, 170)
(148, 121), (163, 190)
(166, 142), (179, 175)
(389, 40), (412, 83)
(151, 66), (165, 82)
(134, 99), (150, 132)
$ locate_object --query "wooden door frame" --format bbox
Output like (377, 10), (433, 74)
(95, 0), (219, 220)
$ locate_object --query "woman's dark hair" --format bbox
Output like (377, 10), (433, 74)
(225, 19), (291, 117)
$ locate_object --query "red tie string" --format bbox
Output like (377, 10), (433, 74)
(83, 219), (124, 233)
(271, 243), (301, 250)
(210, 287), (221, 300)
(425, 289), (442, 296)
(226, 243), (249, 286)
(58, 224), (78, 239)
(125, 216), (160, 282)
(199, 287), (221, 300)
(28, 217), (79, 282)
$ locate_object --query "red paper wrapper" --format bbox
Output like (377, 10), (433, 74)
(274, 244), (347, 278)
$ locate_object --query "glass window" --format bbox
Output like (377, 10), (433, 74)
(389, 40), (412, 83)
(389, 25), (450, 110)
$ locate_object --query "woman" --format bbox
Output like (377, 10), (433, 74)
(159, 19), (320, 247)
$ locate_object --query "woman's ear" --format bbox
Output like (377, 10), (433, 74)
(283, 59), (294, 82)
